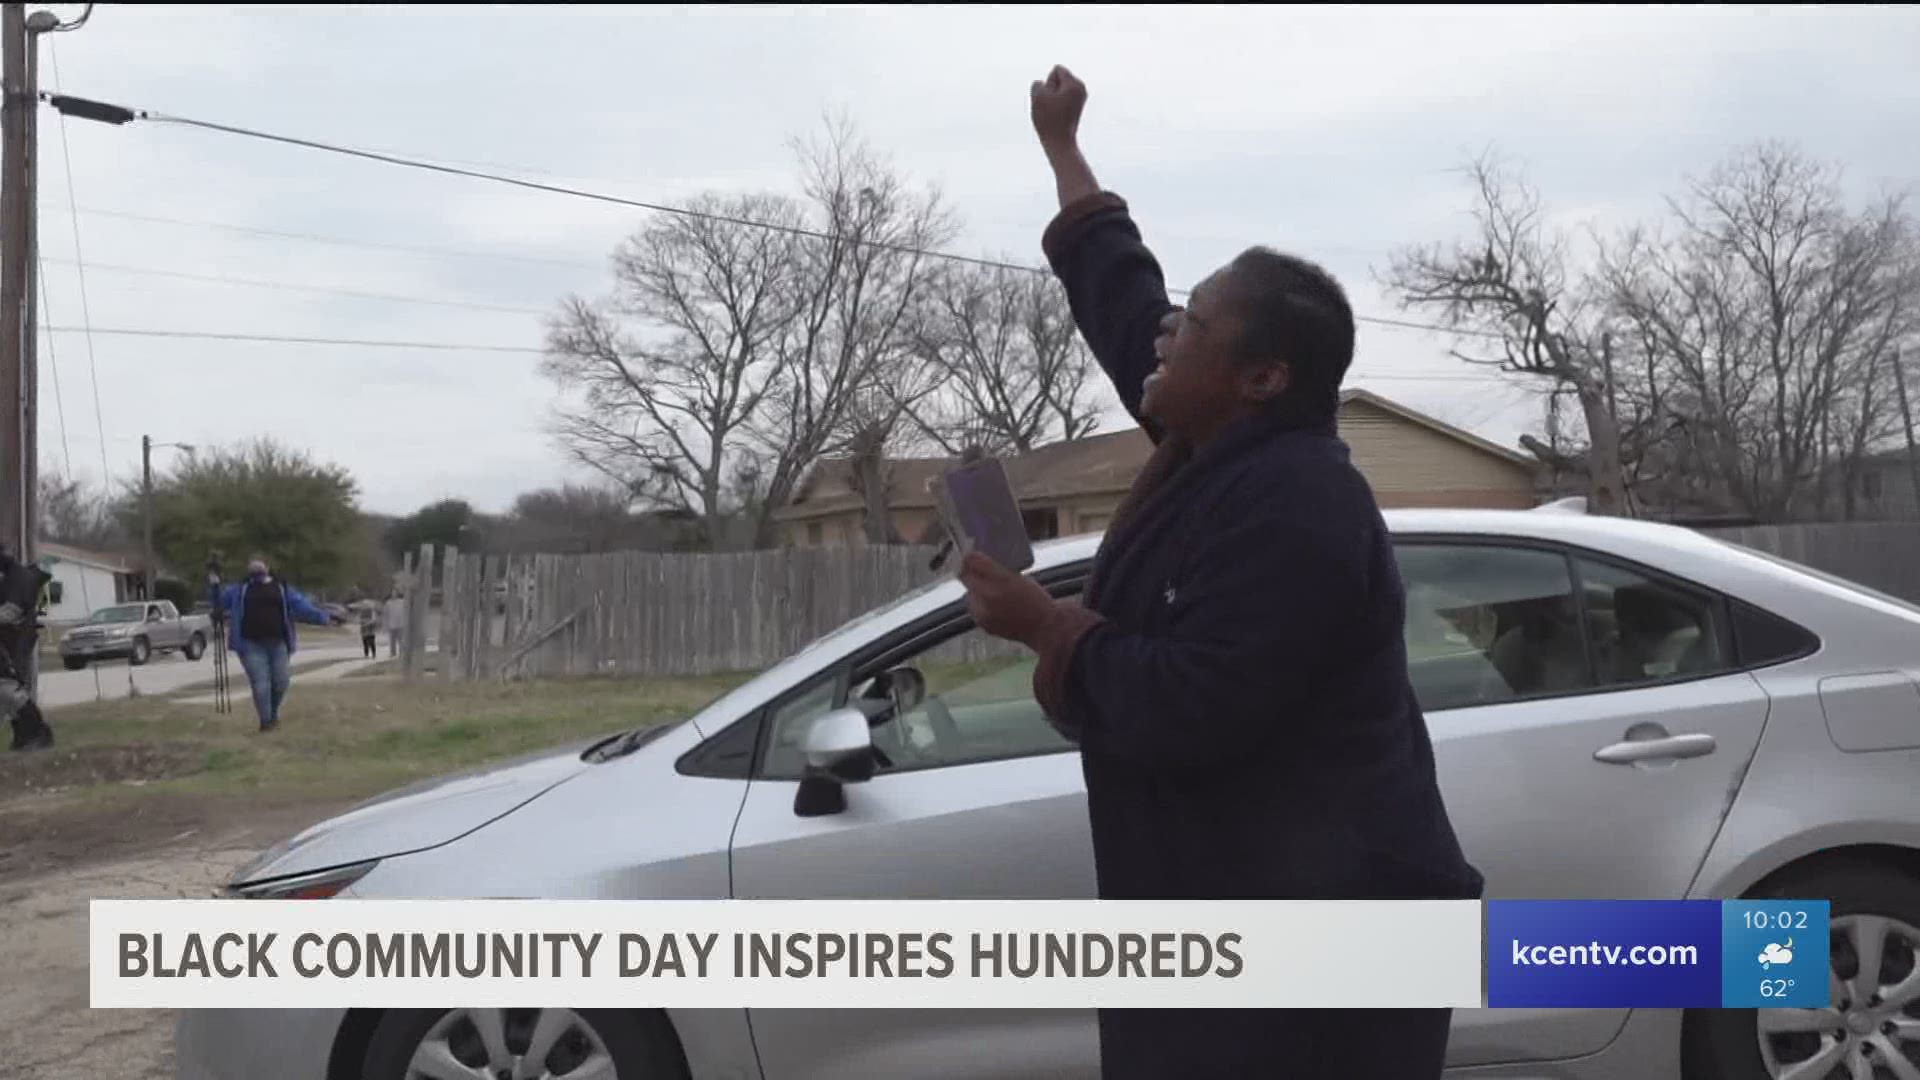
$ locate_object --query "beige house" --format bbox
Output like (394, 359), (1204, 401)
(775, 388), (1541, 548)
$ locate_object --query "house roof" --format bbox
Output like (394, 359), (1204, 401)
(1338, 387), (1534, 468)
(778, 389), (1532, 522)
(775, 428), (1156, 522)
(36, 540), (137, 574)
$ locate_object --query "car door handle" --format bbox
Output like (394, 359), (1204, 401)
(1594, 733), (1717, 765)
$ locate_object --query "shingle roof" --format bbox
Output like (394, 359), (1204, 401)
(36, 540), (138, 574)
(777, 389), (1531, 522)
(776, 429), (1155, 522)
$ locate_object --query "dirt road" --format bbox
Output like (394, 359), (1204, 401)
(36, 643), (368, 709)
(0, 797), (347, 1080)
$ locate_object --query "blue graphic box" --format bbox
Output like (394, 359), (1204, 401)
(1487, 900), (1722, 1008)
(1721, 900), (1830, 1009)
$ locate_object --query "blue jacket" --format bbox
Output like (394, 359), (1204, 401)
(216, 578), (333, 655)
(1032, 191), (1482, 1079)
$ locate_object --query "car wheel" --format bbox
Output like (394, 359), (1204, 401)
(61, 657), (85, 671)
(128, 637), (151, 666)
(183, 633), (206, 661)
(1683, 861), (1920, 1079)
(361, 1007), (688, 1080)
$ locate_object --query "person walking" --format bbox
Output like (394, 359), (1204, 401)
(383, 589), (408, 659)
(958, 66), (1484, 1080)
(356, 601), (379, 659)
(215, 555), (342, 732)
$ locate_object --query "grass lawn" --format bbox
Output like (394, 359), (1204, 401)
(2, 671), (752, 811)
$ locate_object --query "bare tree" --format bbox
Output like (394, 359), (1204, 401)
(36, 470), (123, 549)
(543, 121), (951, 550)
(1600, 143), (1918, 520)
(902, 263), (1100, 456)
(741, 120), (957, 547)
(1386, 155), (1633, 515)
(544, 191), (797, 547)
(492, 483), (699, 554)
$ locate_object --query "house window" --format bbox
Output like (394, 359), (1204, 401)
(806, 522), (823, 546)
(1020, 509), (1059, 541)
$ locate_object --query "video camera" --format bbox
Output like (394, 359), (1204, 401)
(205, 552), (225, 624)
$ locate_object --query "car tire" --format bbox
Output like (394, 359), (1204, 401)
(183, 633), (206, 661)
(61, 657), (85, 671)
(361, 1007), (688, 1080)
(128, 637), (151, 666)
(1682, 859), (1920, 1079)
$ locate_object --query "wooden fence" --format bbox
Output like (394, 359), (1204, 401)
(396, 520), (1920, 683)
(1703, 522), (1920, 605)
(407, 544), (1019, 682)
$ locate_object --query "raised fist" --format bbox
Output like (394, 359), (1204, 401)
(1030, 65), (1087, 151)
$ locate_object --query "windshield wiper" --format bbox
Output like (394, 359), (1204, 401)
(582, 722), (675, 763)
(580, 731), (626, 762)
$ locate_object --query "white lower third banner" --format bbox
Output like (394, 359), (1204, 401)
(91, 899), (1484, 1010)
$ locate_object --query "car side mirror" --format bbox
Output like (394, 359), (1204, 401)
(794, 707), (877, 818)
(857, 665), (927, 719)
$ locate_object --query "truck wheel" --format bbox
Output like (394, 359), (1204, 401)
(62, 657), (86, 671)
(183, 633), (206, 661)
(129, 637), (151, 666)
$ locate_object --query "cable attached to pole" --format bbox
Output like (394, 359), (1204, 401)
(36, 89), (1510, 341)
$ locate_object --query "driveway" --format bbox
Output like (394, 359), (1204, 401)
(34, 643), (369, 709)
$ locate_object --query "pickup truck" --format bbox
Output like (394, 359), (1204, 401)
(58, 600), (214, 670)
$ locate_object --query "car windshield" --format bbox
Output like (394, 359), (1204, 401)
(90, 606), (145, 624)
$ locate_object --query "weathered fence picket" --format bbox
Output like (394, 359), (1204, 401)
(1705, 522), (1920, 607)
(409, 521), (1920, 683)
(426, 545), (955, 681)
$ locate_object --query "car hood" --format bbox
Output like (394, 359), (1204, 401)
(229, 737), (603, 886)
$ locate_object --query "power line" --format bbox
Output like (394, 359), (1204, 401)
(42, 257), (545, 315)
(46, 37), (110, 701)
(40, 326), (543, 353)
(32, 323), (1521, 382)
(64, 205), (602, 270)
(46, 46), (112, 507)
(41, 91), (1507, 342)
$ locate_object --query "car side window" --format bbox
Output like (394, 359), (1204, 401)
(1397, 543), (1591, 712)
(868, 626), (1074, 774)
(759, 674), (841, 782)
(1574, 557), (1731, 686)
(759, 621), (1075, 781)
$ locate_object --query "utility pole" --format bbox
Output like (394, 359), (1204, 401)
(142, 434), (154, 600)
(140, 436), (190, 600)
(0, 3), (50, 704)
(0, 2), (34, 569)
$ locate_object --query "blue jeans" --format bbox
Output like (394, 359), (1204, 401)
(236, 639), (291, 729)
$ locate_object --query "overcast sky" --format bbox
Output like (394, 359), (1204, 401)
(29, 4), (1920, 516)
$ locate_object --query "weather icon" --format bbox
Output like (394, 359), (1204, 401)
(1758, 939), (1794, 970)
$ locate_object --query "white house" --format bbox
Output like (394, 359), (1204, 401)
(36, 540), (140, 626)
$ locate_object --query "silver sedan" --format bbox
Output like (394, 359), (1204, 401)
(175, 507), (1920, 1080)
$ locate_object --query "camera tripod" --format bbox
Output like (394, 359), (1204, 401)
(205, 557), (232, 714)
